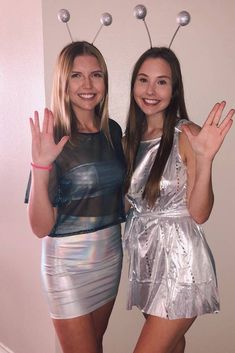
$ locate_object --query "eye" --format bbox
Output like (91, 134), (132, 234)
(137, 76), (148, 83)
(157, 79), (167, 85)
(71, 73), (81, 79)
(91, 72), (104, 79)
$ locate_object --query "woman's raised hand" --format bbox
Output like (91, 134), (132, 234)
(182, 101), (234, 161)
(29, 108), (69, 166)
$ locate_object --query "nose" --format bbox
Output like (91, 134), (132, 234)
(146, 81), (155, 95)
(82, 76), (92, 89)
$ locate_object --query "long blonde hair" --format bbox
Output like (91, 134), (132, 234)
(51, 41), (110, 142)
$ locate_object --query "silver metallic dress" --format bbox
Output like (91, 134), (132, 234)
(123, 121), (220, 320)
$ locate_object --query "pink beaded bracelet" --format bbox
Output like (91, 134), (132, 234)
(31, 162), (52, 171)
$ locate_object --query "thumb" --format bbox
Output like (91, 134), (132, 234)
(181, 124), (194, 142)
(58, 136), (70, 150)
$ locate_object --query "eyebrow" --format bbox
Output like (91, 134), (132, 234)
(71, 70), (103, 74)
(137, 73), (171, 79)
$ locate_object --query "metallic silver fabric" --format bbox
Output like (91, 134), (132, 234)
(124, 122), (220, 319)
(41, 225), (122, 319)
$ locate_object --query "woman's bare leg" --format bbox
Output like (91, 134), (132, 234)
(171, 336), (186, 353)
(133, 315), (196, 353)
(53, 314), (97, 353)
(92, 299), (116, 353)
(53, 299), (116, 353)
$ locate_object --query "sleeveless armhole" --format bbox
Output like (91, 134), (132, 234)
(175, 119), (191, 162)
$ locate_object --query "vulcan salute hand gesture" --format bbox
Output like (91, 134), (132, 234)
(29, 108), (69, 166)
(182, 101), (234, 161)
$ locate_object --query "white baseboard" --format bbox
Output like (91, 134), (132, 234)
(0, 343), (14, 353)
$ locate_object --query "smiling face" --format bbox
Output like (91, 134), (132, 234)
(133, 57), (173, 121)
(68, 54), (105, 117)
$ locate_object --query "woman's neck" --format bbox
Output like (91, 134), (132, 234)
(75, 111), (100, 133)
(142, 114), (164, 140)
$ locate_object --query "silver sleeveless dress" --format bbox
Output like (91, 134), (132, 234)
(123, 121), (220, 319)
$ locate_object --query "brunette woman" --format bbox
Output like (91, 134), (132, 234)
(123, 47), (234, 353)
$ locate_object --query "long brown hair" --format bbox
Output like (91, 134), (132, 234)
(123, 47), (189, 207)
(51, 41), (110, 142)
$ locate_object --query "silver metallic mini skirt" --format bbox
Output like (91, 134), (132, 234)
(41, 224), (122, 319)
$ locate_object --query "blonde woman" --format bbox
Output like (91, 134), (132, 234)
(25, 41), (126, 353)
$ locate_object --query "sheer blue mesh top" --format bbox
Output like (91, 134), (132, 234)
(25, 119), (126, 237)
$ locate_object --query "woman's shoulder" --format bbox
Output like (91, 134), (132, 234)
(109, 118), (122, 130)
(108, 118), (123, 137)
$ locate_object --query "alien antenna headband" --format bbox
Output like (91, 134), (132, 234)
(133, 4), (191, 49)
(57, 9), (113, 44)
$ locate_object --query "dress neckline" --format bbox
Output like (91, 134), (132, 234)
(140, 136), (162, 143)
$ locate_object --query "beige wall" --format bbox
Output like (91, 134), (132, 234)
(0, 1), (55, 353)
(1, 0), (234, 352)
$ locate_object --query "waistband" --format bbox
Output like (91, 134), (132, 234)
(130, 207), (190, 218)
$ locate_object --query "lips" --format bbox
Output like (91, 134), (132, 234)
(78, 93), (96, 99)
(142, 98), (160, 105)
